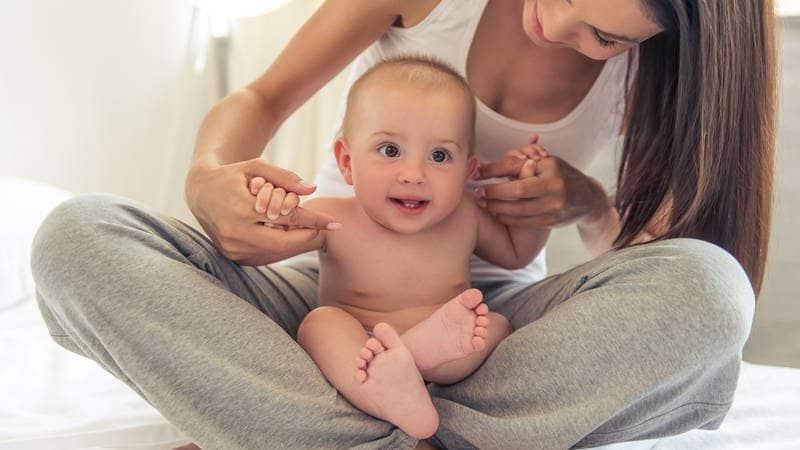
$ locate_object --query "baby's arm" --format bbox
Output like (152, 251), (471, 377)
(472, 152), (550, 270)
(247, 177), (337, 264)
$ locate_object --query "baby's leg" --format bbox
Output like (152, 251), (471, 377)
(297, 306), (439, 439)
(419, 312), (512, 385)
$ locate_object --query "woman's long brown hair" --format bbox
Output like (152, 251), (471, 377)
(615, 0), (778, 298)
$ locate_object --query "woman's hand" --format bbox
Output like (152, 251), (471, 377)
(474, 137), (609, 229)
(185, 157), (338, 266)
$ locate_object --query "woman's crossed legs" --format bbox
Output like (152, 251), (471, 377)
(32, 193), (754, 449)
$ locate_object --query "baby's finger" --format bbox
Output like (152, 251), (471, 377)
(519, 159), (536, 179)
(504, 149), (528, 160)
(530, 143), (549, 159)
(255, 182), (274, 214)
(249, 177), (266, 195)
(281, 192), (300, 216)
(267, 187), (286, 221)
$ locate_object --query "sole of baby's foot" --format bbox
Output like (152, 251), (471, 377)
(354, 322), (439, 439)
(401, 288), (489, 372)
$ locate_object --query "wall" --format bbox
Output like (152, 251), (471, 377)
(0, 0), (203, 223)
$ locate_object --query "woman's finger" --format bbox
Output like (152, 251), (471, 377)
(249, 177), (266, 195)
(266, 187), (286, 221)
(484, 197), (556, 217)
(476, 156), (527, 180)
(281, 192), (300, 216)
(480, 177), (548, 201)
(255, 182), (274, 214)
(269, 206), (341, 230)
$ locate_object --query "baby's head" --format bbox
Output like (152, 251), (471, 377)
(334, 55), (477, 234)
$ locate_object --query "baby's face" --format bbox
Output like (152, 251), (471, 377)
(338, 82), (475, 234)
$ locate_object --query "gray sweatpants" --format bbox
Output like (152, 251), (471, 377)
(30, 193), (755, 450)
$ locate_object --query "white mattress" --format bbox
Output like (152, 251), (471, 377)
(2, 177), (799, 450)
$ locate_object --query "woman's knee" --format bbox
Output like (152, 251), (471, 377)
(637, 238), (755, 353)
(31, 194), (133, 307)
(32, 193), (128, 256)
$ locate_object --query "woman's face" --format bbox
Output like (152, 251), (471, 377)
(522, 0), (664, 60)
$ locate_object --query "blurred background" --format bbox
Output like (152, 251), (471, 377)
(1, 0), (798, 370)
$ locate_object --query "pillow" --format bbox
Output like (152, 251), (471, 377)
(0, 176), (73, 310)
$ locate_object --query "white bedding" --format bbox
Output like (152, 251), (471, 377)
(2, 177), (799, 450)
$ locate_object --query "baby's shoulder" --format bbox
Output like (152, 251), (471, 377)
(301, 196), (357, 218)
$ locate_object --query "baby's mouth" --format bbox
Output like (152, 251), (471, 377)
(389, 198), (429, 210)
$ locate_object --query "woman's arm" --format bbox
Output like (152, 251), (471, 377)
(185, 0), (415, 264)
(190, 0), (408, 169)
(577, 192), (672, 257)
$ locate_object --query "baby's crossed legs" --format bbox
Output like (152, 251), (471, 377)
(296, 289), (512, 439)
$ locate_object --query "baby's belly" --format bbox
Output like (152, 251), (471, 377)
(331, 302), (445, 336)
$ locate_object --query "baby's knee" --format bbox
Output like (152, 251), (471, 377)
(297, 306), (355, 345)
(486, 312), (513, 338)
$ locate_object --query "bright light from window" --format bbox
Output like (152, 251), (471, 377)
(192, 0), (293, 18)
(778, 0), (800, 16)
(190, 0), (294, 37)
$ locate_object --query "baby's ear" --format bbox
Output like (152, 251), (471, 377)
(334, 138), (354, 185)
(466, 155), (479, 181)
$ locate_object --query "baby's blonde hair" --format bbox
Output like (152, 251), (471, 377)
(340, 55), (476, 152)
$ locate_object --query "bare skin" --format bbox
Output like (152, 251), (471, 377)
(178, 1), (664, 447)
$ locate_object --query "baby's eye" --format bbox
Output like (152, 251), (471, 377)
(430, 149), (451, 163)
(377, 144), (400, 158)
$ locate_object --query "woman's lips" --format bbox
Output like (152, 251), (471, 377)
(533, 1), (560, 45)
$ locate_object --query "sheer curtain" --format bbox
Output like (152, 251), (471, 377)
(227, 0), (351, 182)
(160, 0), (350, 226)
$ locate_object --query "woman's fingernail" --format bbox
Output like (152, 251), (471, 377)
(299, 181), (316, 189)
(267, 211), (279, 220)
(280, 208), (291, 216)
(327, 222), (342, 230)
(257, 204), (266, 213)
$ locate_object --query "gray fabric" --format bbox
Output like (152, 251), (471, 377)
(31, 193), (755, 449)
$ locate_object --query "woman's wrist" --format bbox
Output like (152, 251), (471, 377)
(576, 176), (611, 227)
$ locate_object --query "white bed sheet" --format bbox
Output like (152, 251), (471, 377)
(2, 177), (799, 449)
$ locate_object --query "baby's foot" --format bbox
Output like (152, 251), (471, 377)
(401, 288), (489, 372)
(354, 323), (439, 439)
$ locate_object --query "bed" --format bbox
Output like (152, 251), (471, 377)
(2, 176), (799, 450)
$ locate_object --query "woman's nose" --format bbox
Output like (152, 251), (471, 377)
(543, 1), (578, 44)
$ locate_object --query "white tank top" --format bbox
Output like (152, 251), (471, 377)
(312, 0), (631, 283)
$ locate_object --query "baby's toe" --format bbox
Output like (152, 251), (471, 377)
(472, 336), (486, 352)
(474, 326), (487, 337)
(356, 369), (367, 383)
(365, 337), (385, 354)
(355, 355), (367, 369)
(359, 347), (375, 361)
(475, 303), (489, 315)
(476, 315), (489, 327)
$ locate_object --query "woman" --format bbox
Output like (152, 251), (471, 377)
(32, 0), (776, 448)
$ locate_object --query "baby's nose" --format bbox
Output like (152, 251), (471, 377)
(397, 167), (425, 184)
(398, 163), (425, 184)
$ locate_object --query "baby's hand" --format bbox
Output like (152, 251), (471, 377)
(502, 143), (549, 180)
(248, 176), (300, 222)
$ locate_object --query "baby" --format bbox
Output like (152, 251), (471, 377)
(248, 56), (548, 439)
